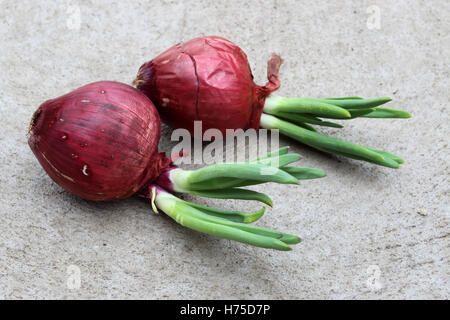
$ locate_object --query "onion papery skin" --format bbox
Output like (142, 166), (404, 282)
(135, 36), (281, 136)
(28, 81), (169, 201)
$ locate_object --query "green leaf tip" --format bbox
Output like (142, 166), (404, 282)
(319, 97), (393, 109)
(279, 234), (301, 244)
(363, 107), (412, 119)
(243, 207), (266, 223)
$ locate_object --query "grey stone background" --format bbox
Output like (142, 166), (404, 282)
(0, 0), (448, 299)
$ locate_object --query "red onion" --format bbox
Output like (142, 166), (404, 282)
(28, 81), (169, 201)
(28, 81), (325, 250)
(134, 36), (411, 168)
(134, 36), (280, 135)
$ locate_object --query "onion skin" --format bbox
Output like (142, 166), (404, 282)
(134, 36), (281, 135)
(28, 81), (170, 201)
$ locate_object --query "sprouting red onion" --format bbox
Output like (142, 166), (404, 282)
(133, 36), (281, 135)
(134, 36), (410, 168)
(28, 81), (324, 250)
(28, 81), (170, 201)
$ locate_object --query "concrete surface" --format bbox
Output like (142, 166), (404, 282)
(0, 0), (449, 299)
